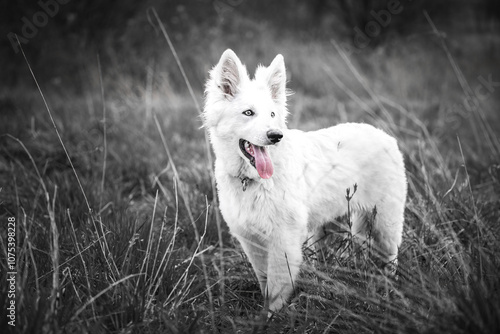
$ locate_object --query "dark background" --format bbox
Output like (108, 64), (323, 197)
(3, 0), (500, 86)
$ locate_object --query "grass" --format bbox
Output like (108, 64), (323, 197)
(1, 4), (500, 334)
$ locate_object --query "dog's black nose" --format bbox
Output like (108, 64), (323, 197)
(267, 130), (283, 144)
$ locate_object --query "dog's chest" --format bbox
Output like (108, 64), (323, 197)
(218, 176), (296, 233)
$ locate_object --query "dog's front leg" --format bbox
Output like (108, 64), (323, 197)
(265, 227), (305, 312)
(234, 230), (269, 294)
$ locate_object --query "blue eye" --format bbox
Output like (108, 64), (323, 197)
(271, 112), (275, 118)
(242, 110), (254, 116)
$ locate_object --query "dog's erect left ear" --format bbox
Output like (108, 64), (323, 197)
(215, 49), (243, 98)
(267, 54), (286, 103)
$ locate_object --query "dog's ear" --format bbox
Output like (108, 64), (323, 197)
(214, 49), (243, 98)
(267, 54), (286, 104)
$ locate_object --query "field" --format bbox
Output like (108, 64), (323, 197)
(1, 1), (500, 333)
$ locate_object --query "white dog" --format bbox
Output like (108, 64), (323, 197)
(203, 49), (407, 312)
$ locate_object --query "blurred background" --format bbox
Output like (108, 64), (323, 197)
(2, 0), (500, 141)
(2, 0), (499, 205)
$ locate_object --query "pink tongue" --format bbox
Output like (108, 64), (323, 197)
(252, 144), (273, 179)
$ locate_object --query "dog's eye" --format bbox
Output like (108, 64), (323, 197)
(242, 110), (254, 116)
(271, 112), (275, 118)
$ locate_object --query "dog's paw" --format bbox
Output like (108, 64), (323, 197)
(383, 259), (398, 279)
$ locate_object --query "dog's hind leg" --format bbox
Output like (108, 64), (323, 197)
(369, 201), (404, 276)
(350, 210), (375, 254)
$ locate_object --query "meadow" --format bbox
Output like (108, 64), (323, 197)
(1, 1), (500, 333)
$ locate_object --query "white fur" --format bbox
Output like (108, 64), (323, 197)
(203, 49), (407, 312)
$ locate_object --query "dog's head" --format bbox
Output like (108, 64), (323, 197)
(203, 49), (289, 179)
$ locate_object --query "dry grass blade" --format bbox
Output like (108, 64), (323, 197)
(16, 36), (92, 213)
(149, 6), (226, 307)
(152, 111), (200, 242)
(148, 4), (223, 246)
(379, 95), (451, 180)
(67, 209), (96, 318)
(36, 233), (109, 282)
(151, 206), (168, 281)
(97, 54), (108, 210)
(456, 136), (476, 210)
(423, 10), (500, 157)
(321, 63), (376, 118)
(22, 209), (41, 303)
(148, 8), (200, 113)
(16, 36), (120, 282)
(5, 134), (60, 315)
(163, 202), (210, 308)
(134, 190), (159, 295)
(144, 207), (173, 313)
(70, 274), (142, 321)
(47, 185), (60, 316)
(331, 39), (395, 131)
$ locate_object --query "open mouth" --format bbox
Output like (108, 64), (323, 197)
(239, 139), (274, 179)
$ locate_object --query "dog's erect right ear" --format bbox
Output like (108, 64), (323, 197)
(266, 54), (286, 104)
(214, 49), (243, 98)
